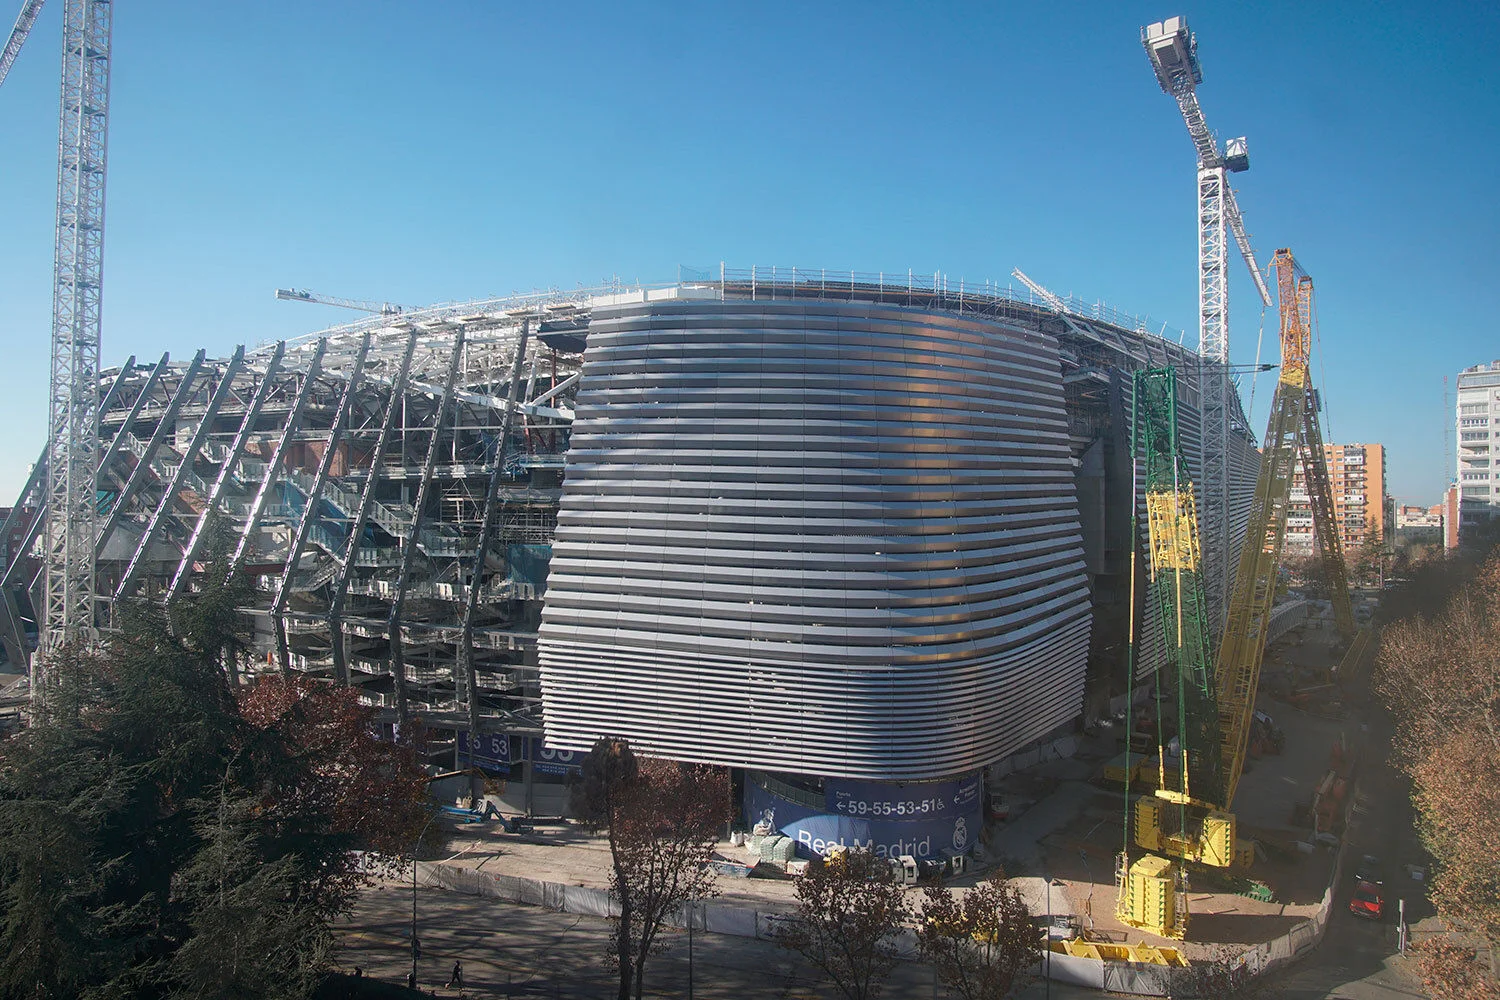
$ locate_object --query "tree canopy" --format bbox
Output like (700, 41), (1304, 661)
(1377, 550), (1500, 987)
(0, 588), (428, 999)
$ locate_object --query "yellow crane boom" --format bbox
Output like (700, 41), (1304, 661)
(1216, 249), (1351, 806)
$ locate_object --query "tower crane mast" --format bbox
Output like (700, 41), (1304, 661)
(1143, 16), (1272, 633)
(42, 0), (112, 662)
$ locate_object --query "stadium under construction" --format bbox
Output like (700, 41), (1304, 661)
(0, 267), (1263, 853)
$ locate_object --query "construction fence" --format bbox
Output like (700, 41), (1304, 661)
(416, 829), (1346, 995)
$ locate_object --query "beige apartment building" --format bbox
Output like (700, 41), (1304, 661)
(1284, 442), (1388, 560)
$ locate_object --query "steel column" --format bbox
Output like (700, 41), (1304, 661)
(96, 353), (135, 421)
(329, 328), (418, 686)
(271, 334), (370, 672)
(0, 450), (47, 570)
(227, 340), (327, 575)
(100, 352), (169, 477)
(1299, 401), (1355, 639)
(94, 350), (207, 560)
(115, 348), (247, 601)
(388, 331), (466, 725)
(0, 453), (45, 673)
(166, 343), (287, 603)
(457, 320), (529, 745)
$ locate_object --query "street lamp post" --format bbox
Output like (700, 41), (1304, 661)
(1042, 877), (1065, 999)
(411, 812), (438, 989)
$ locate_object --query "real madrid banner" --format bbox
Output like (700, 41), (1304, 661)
(744, 771), (983, 860)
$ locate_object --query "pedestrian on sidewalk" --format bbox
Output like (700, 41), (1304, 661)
(445, 960), (463, 990)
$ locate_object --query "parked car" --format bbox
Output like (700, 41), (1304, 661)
(1354, 854), (1384, 884)
(1349, 881), (1385, 920)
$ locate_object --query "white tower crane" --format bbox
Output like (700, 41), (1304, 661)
(1, 0), (114, 665)
(0, 0), (45, 88)
(1142, 16), (1272, 625)
(47, 0), (112, 660)
(274, 287), (407, 316)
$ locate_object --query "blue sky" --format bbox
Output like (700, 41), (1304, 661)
(0, 1), (1494, 505)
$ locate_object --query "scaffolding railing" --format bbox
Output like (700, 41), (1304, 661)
(681, 264), (1187, 346)
(261, 268), (1190, 362)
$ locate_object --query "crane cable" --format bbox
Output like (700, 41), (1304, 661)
(1247, 302), (1268, 435)
(1123, 420), (1139, 861)
(1314, 290), (1332, 443)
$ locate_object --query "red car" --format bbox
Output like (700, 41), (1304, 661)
(1349, 881), (1385, 920)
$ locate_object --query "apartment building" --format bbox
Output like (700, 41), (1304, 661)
(1285, 442), (1388, 560)
(1395, 503), (1443, 548)
(1457, 361), (1500, 546)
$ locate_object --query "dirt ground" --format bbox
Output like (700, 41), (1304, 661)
(996, 608), (1362, 961)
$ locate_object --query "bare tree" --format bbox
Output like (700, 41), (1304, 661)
(1167, 946), (1276, 999)
(917, 881), (1037, 999)
(580, 738), (731, 1000)
(1377, 553), (1500, 976)
(774, 849), (912, 1000)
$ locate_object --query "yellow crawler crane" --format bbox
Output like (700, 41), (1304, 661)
(1118, 250), (1356, 939)
(1213, 250), (1354, 808)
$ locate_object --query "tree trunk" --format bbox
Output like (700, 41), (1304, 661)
(616, 899), (633, 1000)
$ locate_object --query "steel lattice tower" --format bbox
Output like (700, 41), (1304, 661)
(1142, 17), (1270, 629)
(43, 0), (112, 664)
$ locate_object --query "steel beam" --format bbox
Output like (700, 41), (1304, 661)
(0, 451), (45, 675)
(271, 334), (370, 672)
(457, 320), (529, 744)
(94, 350), (207, 561)
(2, 513), (44, 590)
(97, 354), (136, 420)
(227, 339), (327, 575)
(115, 348), (247, 601)
(388, 330), (466, 725)
(0, 584), (28, 678)
(101, 352), (169, 476)
(329, 329), (418, 685)
(166, 342), (287, 604)
(0, 449), (47, 570)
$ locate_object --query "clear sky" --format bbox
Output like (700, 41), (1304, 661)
(0, 1), (1494, 505)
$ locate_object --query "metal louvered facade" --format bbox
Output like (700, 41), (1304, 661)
(0, 267), (1261, 779)
(538, 294), (1093, 781)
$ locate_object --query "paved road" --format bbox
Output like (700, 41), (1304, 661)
(335, 881), (1110, 1000)
(336, 879), (938, 999)
(1260, 692), (1432, 1000)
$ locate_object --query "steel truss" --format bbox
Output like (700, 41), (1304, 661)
(42, 0), (112, 665)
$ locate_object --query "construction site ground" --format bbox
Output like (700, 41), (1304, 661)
(425, 610), (1364, 968)
(990, 611), (1357, 962)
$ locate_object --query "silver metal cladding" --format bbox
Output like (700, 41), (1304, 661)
(537, 298), (1094, 781)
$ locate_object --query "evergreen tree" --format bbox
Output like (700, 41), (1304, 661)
(0, 542), (428, 999)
